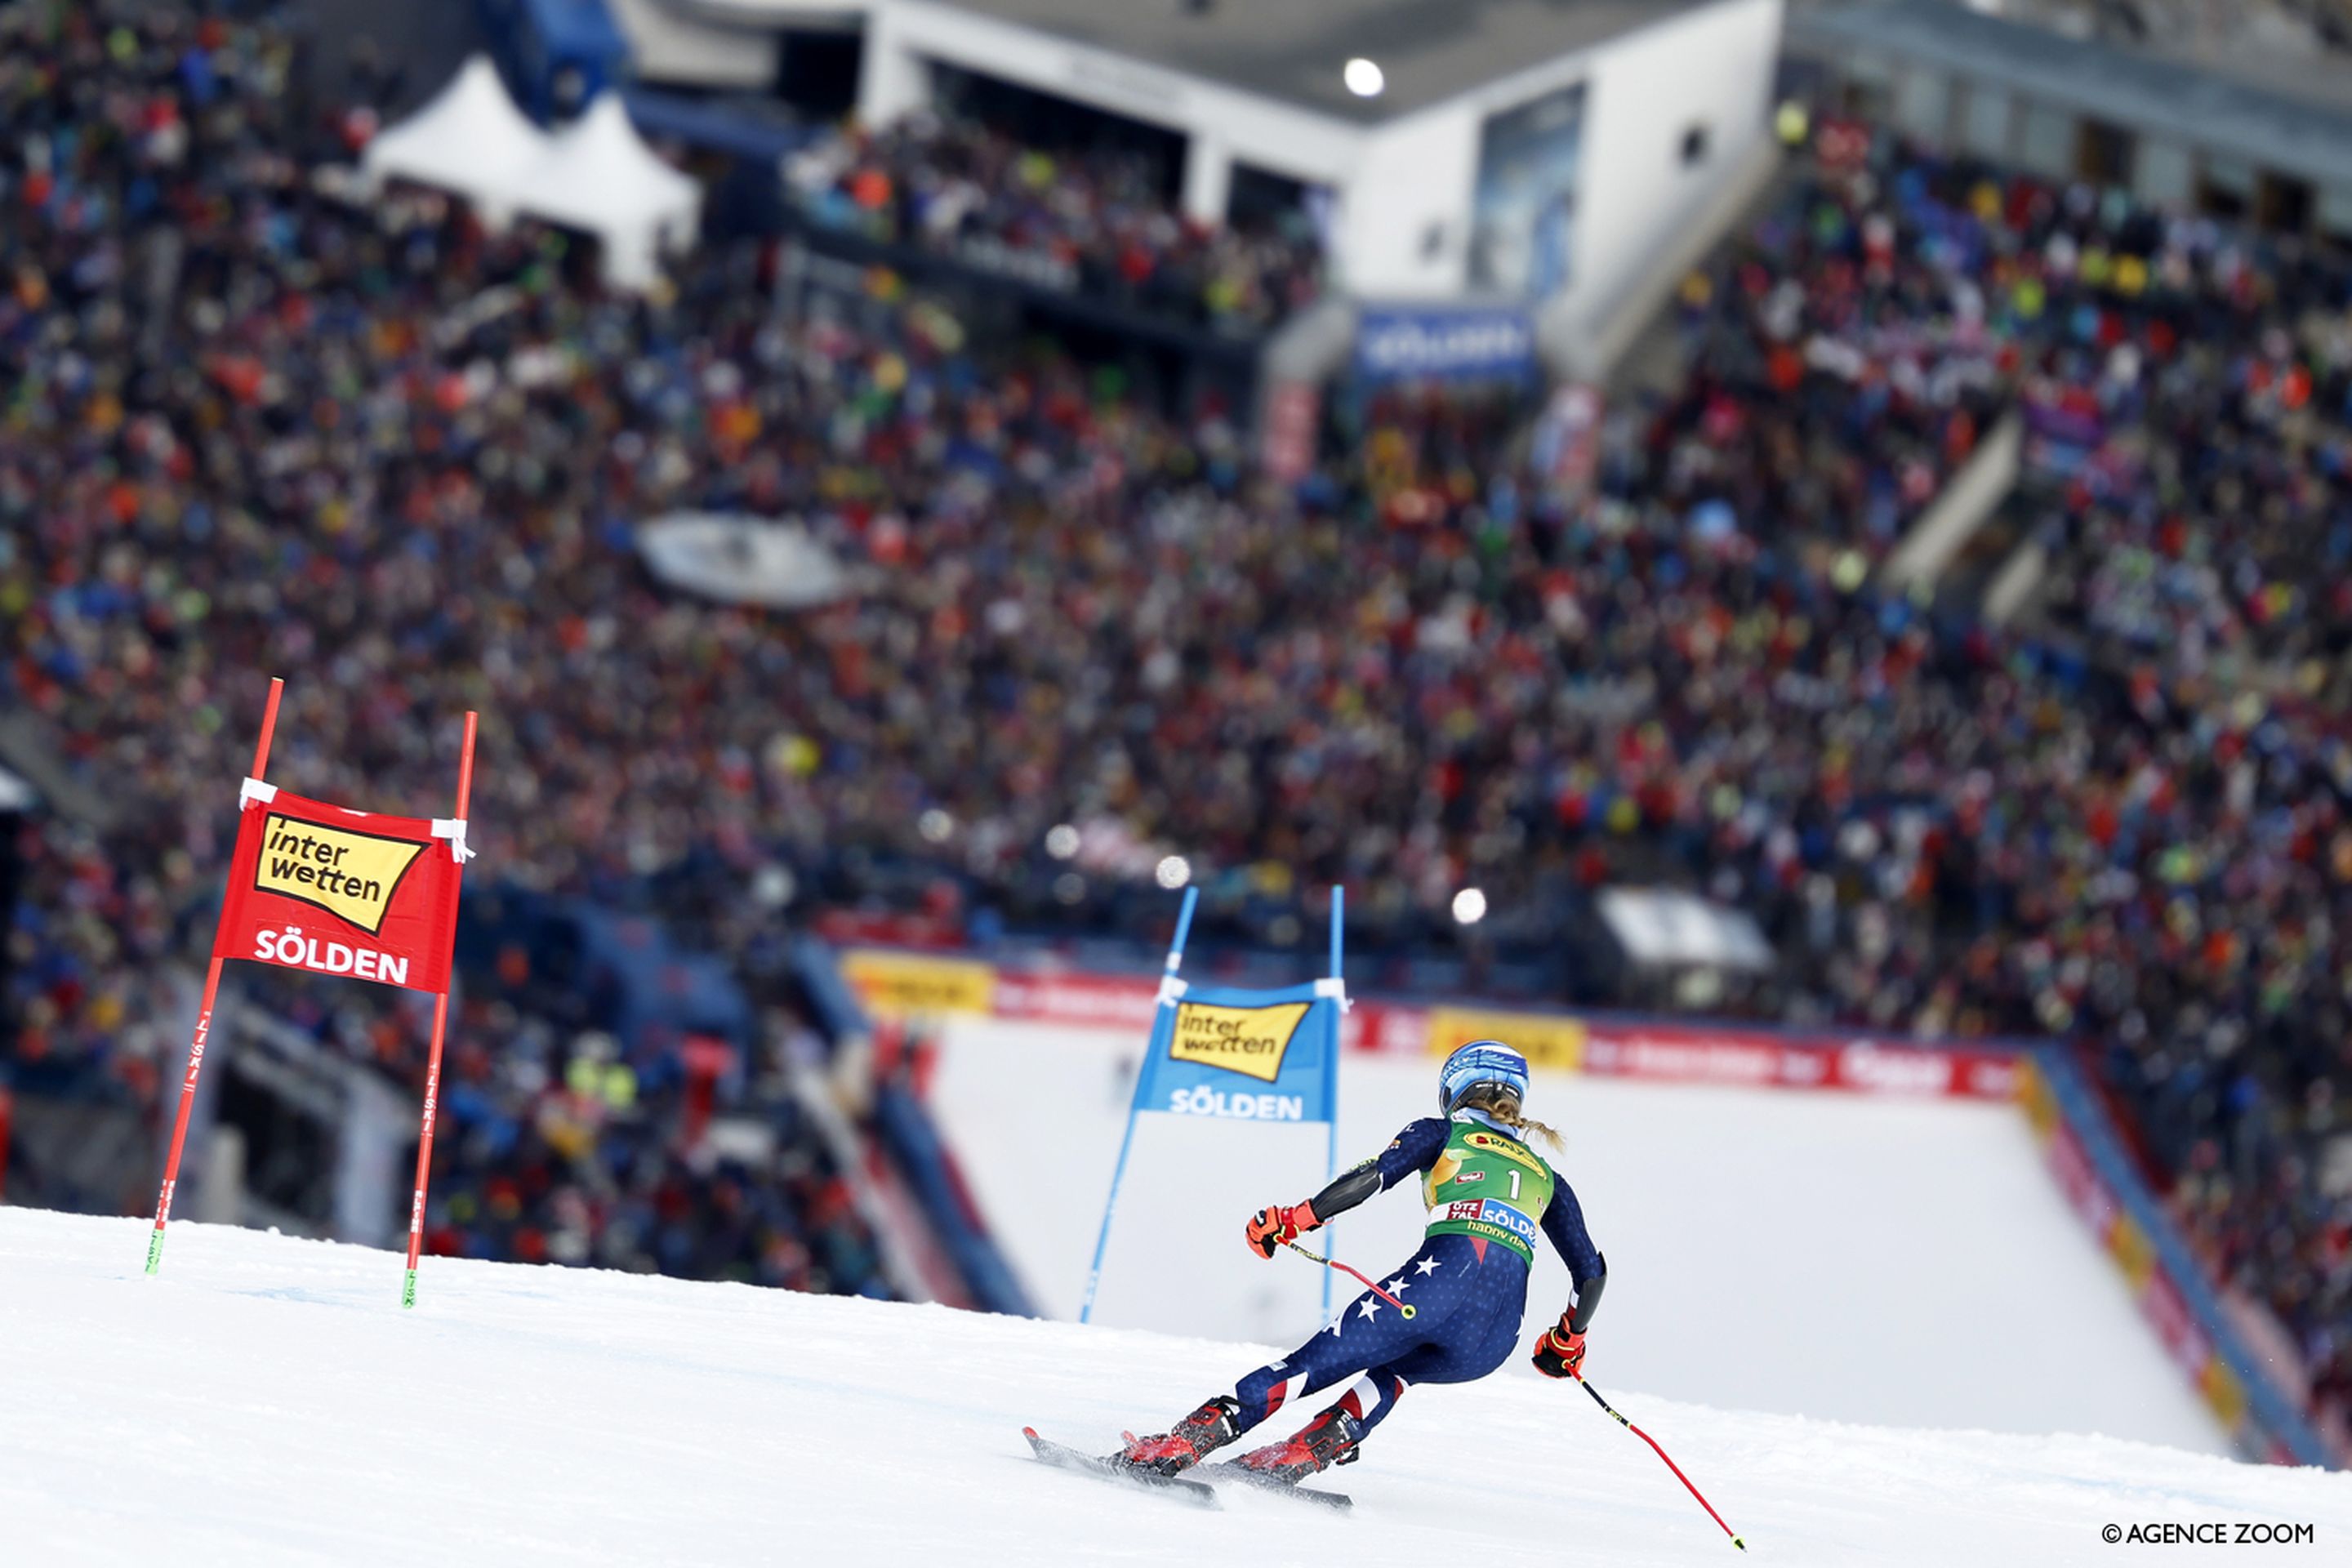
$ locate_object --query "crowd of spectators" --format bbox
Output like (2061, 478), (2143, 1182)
(783, 109), (1324, 334)
(2005, 215), (2352, 688)
(0, 3), (2344, 1434)
(257, 970), (882, 1292)
(1645, 144), (2352, 1430)
(1701, 130), (2352, 690)
(0, 0), (885, 1294)
(1665, 158), (2007, 564)
(1642, 137), (2352, 1418)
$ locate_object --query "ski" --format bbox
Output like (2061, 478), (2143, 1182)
(1022, 1429), (1223, 1508)
(1198, 1460), (1353, 1511)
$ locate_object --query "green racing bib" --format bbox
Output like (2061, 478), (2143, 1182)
(1421, 1116), (1553, 1264)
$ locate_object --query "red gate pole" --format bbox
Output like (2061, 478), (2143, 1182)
(401, 710), (477, 1308)
(147, 676), (284, 1275)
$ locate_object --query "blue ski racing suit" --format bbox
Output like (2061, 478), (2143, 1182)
(1229, 1108), (1606, 1442)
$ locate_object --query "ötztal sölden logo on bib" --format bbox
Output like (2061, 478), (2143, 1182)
(254, 813), (425, 935)
(1168, 1001), (1311, 1083)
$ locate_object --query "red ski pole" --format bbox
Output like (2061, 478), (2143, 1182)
(1577, 1375), (1746, 1551)
(1283, 1240), (1417, 1320)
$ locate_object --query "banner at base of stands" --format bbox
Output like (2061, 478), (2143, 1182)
(839, 947), (998, 1018)
(840, 947), (2020, 1102)
(2020, 1058), (2336, 1467)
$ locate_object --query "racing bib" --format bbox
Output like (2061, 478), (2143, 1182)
(1421, 1117), (1553, 1263)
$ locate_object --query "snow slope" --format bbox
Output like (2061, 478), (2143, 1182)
(2, 1209), (2344, 1566)
(930, 1018), (2233, 1453)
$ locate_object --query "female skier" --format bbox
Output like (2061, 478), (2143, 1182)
(1117, 1040), (1606, 1482)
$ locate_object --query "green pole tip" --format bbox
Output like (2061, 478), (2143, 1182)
(1732, 1538), (1746, 1551)
(144, 1232), (164, 1276)
(401, 1269), (417, 1310)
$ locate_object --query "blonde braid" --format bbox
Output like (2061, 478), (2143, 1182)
(1460, 1084), (1565, 1152)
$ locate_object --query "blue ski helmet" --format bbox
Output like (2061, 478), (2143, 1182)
(1438, 1040), (1530, 1115)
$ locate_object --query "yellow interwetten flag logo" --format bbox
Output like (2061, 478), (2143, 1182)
(1169, 1001), (1311, 1083)
(255, 813), (425, 935)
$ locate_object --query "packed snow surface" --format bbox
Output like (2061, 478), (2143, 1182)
(4, 1209), (2346, 1566)
(932, 1019), (2236, 1452)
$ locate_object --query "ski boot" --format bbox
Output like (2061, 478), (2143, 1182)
(1116, 1395), (1241, 1477)
(1232, 1405), (1361, 1484)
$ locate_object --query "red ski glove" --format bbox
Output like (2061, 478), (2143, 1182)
(1244, 1200), (1321, 1259)
(1530, 1315), (1588, 1379)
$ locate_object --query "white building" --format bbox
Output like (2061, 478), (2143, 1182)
(632, 0), (1784, 368)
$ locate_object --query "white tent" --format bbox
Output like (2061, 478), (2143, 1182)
(357, 56), (549, 225)
(512, 94), (702, 290)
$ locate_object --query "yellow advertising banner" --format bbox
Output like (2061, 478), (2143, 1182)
(2108, 1213), (2158, 1291)
(2199, 1357), (2248, 1431)
(1428, 1006), (1587, 1071)
(840, 948), (997, 1019)
(255, 813), (426, 936)
(1169, 1001), (1312, 1083)
(2016, 1057), (2057, 1135)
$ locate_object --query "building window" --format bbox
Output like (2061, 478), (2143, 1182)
(1840, 51), (1894, 120)
(2136, 137), (2194, 208)
(2201, 154), (2256, 220)
(2319, 185), (2352, 243)
(1895, 68), (1949, 145)
(1960, 85), (2012, 160)
(1681, 124), (1710, 166)
(2018, 102), (2073, 180)
(2259, 172), (2314, 233)
(2202, 155), (2255, 195)
(2076, 119), (2135, 187)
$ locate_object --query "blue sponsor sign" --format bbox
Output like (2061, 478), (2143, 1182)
(1355, 305), (1537, 384)
(1132, 982), (1339, 1126)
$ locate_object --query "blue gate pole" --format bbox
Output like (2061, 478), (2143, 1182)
(1321, 884), (1344, 1321)
(1080, 884), (1199, 1324)
(1328, 884), (1344, 983)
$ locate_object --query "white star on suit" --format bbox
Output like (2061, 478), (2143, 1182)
(1356, 1298), (1383, 1321)
(1414, 1257), (1442, 1276)
(1383, 1277), (1410, 1295)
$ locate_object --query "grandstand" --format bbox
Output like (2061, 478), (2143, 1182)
(2, 2), (2350, 1558)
